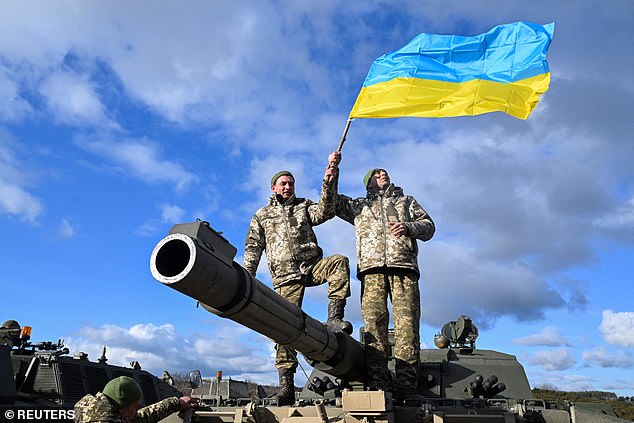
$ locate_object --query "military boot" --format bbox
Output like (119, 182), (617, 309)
(326, 299), (353, 335)
(274, 368), (296, 406)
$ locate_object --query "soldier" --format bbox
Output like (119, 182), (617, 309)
(333, 156), (435, 400)
(0, 320), (22, 348)
(73, 375), (197, 423)
(243, 154), (351, 406)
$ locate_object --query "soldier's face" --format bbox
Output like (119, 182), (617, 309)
(118, 399), (141, 421)
(271, 175), (295, 199)
(368, 169), (390, 191)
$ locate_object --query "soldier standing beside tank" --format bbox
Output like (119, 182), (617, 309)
(332, 152), (435, 400)
(243, 153), (352, 406)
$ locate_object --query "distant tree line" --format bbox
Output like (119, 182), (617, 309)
(533, 388), (634, 421)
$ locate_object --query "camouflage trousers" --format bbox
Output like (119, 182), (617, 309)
(361, 269), (420, 394)
(275, 254), (351, 370)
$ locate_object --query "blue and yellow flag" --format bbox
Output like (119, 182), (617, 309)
(350, 22), (554, 120)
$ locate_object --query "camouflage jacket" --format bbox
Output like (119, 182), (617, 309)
(244, 180), (336, 287)
(336, 184), (434, 277)
(73, 392), (180, 423)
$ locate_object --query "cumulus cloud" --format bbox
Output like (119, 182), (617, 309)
(57, 218), (75, 239)
(593, 198), (634, 241)
(0, 67), (32, 122)
(582, 347), (634, 369)
(600, 310), (634, 347)
(64, 321), (277, 385)
(421, 240), (565, 328)
(514, 327), (571, 347)
(39, 70), (116, 129)
(527, 348), (576, 371)
(136, 204), (188, 236)
(78, 138), (197, 191)
(0, 139), (43, 222)
(160, 204), (186, 223)
(0, 177), (43, 223)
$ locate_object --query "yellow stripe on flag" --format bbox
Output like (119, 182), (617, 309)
(350, 73), (550, 120)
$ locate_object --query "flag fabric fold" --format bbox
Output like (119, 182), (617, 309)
(350, 22), (554, 120)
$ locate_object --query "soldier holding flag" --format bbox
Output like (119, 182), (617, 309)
(332, 151), (435, 400)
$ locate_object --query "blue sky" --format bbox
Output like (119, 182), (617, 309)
(1, 1), (633, 396)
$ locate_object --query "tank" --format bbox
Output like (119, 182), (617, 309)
(0, 320), (182, 419)
(150, 221), (630, 423)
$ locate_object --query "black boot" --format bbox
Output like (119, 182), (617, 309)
(274, 368), (296, 406)
(326, 299), (353, 335)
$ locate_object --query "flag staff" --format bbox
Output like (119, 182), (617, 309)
(336, 117), (353, 151)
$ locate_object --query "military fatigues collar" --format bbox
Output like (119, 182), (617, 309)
(269, 193), (301, 206)
(366, 183), (402, 200)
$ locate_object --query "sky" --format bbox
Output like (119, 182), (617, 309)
(1, 0), (633, 397)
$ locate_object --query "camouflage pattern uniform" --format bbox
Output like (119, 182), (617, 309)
(336, 183), (434, 395)
(244, 179), (351, 370)
(73, 392), (180, 423)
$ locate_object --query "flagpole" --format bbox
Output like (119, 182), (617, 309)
(336, 117), (353, 151)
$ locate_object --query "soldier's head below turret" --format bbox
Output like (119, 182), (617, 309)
(103, 376), (143, 418)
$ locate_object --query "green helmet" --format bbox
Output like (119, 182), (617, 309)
(1, 320), (20, 330)
(363, 168), (385, 188)
(103, 376), (143, 409)
(271, 170), (294, 186)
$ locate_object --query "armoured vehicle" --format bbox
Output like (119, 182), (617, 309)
(151, 221), (629, 423)
(0, 320), (182, 419)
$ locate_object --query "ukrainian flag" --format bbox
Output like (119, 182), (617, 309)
(350, 22), (554, 120)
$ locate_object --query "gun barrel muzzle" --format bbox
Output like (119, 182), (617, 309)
(150, 223), (365, 381)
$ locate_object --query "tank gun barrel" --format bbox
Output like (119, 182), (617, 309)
(150, 221), (365, 382)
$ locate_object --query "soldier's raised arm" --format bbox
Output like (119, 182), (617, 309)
(308, 151), (341, 225)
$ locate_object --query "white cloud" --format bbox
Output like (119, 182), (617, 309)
(420, 240), (565, 328)
(527, 348), (576, 371)
(600, 310), (634, 347)
(0, 67), (32, 122)
(160, 204), (185, 223)
(40, 70), (116, 129)
(582, 347), (634, 369)
(128, 323), (176, 342)
(0, 136), (43, 223)
(0, 176), (43, 223)
(135, 204), (187, 237)
(57, 218), (75, 239)
(513, 327), (571, 347)
(64, 321), (278, 384)
(594, 198), (634, 228)
(79, 138), (197, 191)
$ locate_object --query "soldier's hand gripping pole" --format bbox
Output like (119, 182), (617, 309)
(150, 221), (365, 382)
